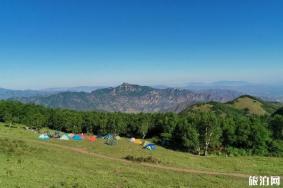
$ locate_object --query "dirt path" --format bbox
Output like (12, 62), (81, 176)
(35, 141), (251, 179)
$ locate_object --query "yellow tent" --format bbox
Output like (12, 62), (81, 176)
(134, 139), (143, 145)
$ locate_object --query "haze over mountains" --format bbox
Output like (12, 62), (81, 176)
(184, 81), (283, 102)
(0, 86), (104, 99)
(1, 81), (282, 113)
(0, 88), (53, 99)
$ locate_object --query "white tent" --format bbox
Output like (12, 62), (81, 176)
(60, 134), (70, 140)
(130, 137), (135, 142)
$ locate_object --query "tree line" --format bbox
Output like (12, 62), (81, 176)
(0, 100), (282, 156)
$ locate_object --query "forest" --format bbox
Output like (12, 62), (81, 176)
(0, 100), (282, 157)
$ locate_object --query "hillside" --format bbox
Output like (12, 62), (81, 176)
(181, 95), (282, 116)
(17, 83), (241, 112)
(229, 95), (283, 115)
(0, 123), (282, 188)
(229, 95), (267, 115)
(180, 101), (243, 116)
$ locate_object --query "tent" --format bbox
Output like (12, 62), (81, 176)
(39, 134), (49, 140)
(144, 144), (157, 150)
(115, 136), (121, 140)
(130, 137), (136, 143)
(80, 133), (86, 139)
(134, 139), (143, 145)
(60, 134), (70, 140)
(72, 134), (82, 141)
(88, 135), (97, 142)
(105, 137), (117, 145)
(103, 134), (113, 139)
(68, 133), (75, 138)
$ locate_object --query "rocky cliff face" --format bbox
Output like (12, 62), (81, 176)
(18, 83), (241, 112)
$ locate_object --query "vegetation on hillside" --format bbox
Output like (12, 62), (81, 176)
(227, 95), (282, 115)
(0, 98), (282, 157)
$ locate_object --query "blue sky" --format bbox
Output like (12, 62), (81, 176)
(0, 0), (282, 89)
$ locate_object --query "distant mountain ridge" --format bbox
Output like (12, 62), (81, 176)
(2, 81), (282, 102)
(16, 83), (242, 112)
(184, 81), (283, 102)
(0, 86), (104, 100)
(0, 88), (53, 100)
(42, 86), (105, 93)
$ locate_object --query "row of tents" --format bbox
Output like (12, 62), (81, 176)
(39, 133), (157, 150)
(38, 133), (97, 142)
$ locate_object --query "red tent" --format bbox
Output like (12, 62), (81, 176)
(88, 135), (96, 142)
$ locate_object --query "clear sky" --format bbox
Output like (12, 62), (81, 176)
(0, 0), (282, 89)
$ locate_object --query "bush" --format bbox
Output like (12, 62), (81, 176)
(268, 140), (283, 157)
(124, 155), (161, 164)
(226, 147), (251, 156)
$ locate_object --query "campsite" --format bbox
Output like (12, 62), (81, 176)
(1, 1), (283, 187)
(38, 131), (156, 149)
(0, 122), (282, 188)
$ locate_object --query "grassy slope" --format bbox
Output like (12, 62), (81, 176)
(0, 123), (282, 188)
(230, 96), (267, 115)
(182, 95), (282, 116)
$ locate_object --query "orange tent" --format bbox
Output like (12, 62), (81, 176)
(88, 136), (96, 142)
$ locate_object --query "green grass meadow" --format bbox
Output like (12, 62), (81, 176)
(0, 123), (282, 188)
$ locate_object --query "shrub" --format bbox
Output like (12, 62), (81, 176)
(268, 140), (283, 157)
(226, 147), (251, 156)
(124, 155), (161, 164)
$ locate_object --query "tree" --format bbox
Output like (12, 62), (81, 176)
(249, 117), (270, 155)
(269, 115), (283, 140)
(3, 113), (13, 127)
(221, 116), (236, 147)
(195, 112), (222, 156)
(172, 118), (199, 154)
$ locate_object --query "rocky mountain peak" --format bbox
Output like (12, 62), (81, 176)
(117, 83), (140, 92)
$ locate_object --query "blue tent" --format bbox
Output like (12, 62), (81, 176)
(72, 135), (82, 141)
(103, 134), (113, 139)
(144, 144), (157, 150)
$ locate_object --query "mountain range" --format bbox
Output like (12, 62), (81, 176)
(15, 83), (242, 112)
(1, 82), (282, 113)
(184, 81), (283, 102)
(0, 88), (54, 100)
(0, 86), (105, 100)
